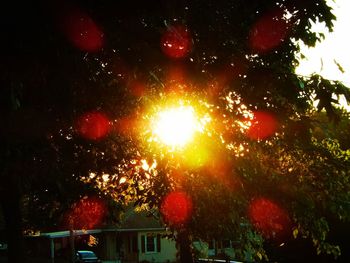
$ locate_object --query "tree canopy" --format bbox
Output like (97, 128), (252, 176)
(1, 0), (350, 262)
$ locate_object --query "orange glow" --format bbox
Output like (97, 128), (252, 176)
(129, 80), (146, 97)
(249, 198), (291, 241)
(206, 158), (233, 185)
(76, 112), (110, 140)
(166, 64), (187, 83)
(144, 97), (212, 165)
(246, 111), (278, 140)
(161, 25), (192, 59)
(164, 65), (190, 94)
(114, 115), (137, 136)
(161, 191), (193, 225)
(181, 142), (211, 168)
(58, 7), (104, 52)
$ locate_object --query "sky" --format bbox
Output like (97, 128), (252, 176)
(296, 0), (350, 109)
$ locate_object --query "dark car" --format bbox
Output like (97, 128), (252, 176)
(75, 250), (101, 263)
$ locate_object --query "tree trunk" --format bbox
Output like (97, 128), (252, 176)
(177, 229), (194, 263)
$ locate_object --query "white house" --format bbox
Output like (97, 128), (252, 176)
(118, 209), (177, 263)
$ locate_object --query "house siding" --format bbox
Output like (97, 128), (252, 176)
(138, 230), (176, 263)
(102, 231), (117, 260)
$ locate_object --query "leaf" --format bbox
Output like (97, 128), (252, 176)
(334, 59), (345, 74)
(293, 228), (299, 239)
(257, 251), (263, 260)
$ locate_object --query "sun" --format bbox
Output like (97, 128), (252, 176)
(152, 105), (199, 148)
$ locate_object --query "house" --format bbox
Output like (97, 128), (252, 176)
(193, 239), (238, 261)
(23, 209), (177, 263)
(24, 228), (115, 261)
(118, 209), (177, 263)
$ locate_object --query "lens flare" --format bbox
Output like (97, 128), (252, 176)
(64, 197), (106, 229)
(182, 142), (211, 168)
(246, 111), (278, 140)
(249, 9), (290, 53)
(153, 106), (198, 148)
(161, 25), (192, 58)
(76, 111), (110, 140)
(58, 7), (104, 52)
(161, 191), (193, 225)
(249, 198), (291, 241)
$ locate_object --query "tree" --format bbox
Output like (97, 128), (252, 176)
(1, 0), (350, 262)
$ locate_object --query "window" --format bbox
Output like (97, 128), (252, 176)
(141, 234), (161, 254)
(222, 239), (231, 248)
(217, 240), (222, 249)
(146, 235), (156, 253)
(208, 240), (214, 250)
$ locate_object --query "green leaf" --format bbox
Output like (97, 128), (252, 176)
(334, 59), (345, 74)
(293, 228), (299, 239)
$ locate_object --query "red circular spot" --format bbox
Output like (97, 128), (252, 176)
(161, 191), (193, 225)
(249, 198), (291, 241)
(76, 112), (110, 140)
(246, 111), (278, 140)
(59, 7), (104, 52)
(161, 25), (192, 59)
(65, 197), (106, 229)
(249, 9), (289, 53)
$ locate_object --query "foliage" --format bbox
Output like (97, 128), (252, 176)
(1, 0), (350, 262)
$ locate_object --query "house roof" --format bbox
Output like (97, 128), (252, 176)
(40, 229), (103, 238)
(24, 207), (166, 239)
(119, 209), (165, 231)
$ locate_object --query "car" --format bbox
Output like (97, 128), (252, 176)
(75, 250), (101, 263)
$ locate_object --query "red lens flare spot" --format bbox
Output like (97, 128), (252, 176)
(161, 25), (192, 59)
(76, 112), (110, 140)
(65, 197), (106, 230)
(161, 191), (193, 225)
(249, 9), (289, 53)
(249, 198), (291, 241)
(246, 111), (278, 140)
(59, 7), (104, 52)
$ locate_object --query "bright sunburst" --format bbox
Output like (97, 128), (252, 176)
(153, 106), (198, 148)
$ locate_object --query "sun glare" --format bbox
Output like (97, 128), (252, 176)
(153, 106), (199, 148)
